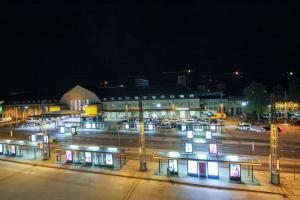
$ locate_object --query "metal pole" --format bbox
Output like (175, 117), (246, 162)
(139, 97), (147, 171)
(252, 165), (254, 182)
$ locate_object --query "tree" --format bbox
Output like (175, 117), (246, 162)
(243, 82), (269, 116)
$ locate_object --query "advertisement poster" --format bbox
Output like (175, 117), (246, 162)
(185, 143), (193, 153)
(209, 144), (218, 154)
(43, 135), (48, 143)
(60, 127), (65, 134)
(106, 154), (113, 165)
(66, 150), (72, 162)
(210, 125), (216, 131)
(71, 127), (76, 133)
(230, 164), (241, 181)
(207, 161), (219, 178)
(188, 160), (198, 175)
(181, 125), (186, 132)
(0, 144), (2, 154)
(11, 145), (16, 155)
(168, 159), (178, 174)
(85, 152), (92, 163)
(187, 130), (193, 139)
(205, 131), (212, 139)
(31, 135), (37, 142)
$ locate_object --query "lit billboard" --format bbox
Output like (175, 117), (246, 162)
(209, 144), (218, 155)
(66, 150), (72, 162)
(207, 161), (219, 178)
(188, 160), (198, 176)
(185, 143), (193, 153)
(85, 152), (92, 163)
(230, 163), (241, 181)
(106, 154), (113, 165)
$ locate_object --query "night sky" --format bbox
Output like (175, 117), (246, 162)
(0, 2), (299, 95)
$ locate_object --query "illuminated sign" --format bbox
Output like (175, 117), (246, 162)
(185, 143), (193, 153)
(60, 127), (65, 134)
(230, 164), (241, 181)
(207, 161), (219, 178)
(11, 145), (16, 155)
(31, 135), (37, 142)
(187, 130), (193, 139)
(209, 144), (218, 154)
(0, 144), (2, 153)
(168, 159), (178, 174)
(181, 125), (186, 132)
(188, 160), (198, 175)
(106, 154), (113, 165)
(66, 150), (72, 162)
(85, 152), (92, 163)
(43, 135), (48, 143)
(71, 127), (76, 133)
(125, 124), (129, 129)
(205, 131), (212, 139)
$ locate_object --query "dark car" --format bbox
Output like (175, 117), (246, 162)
(262, 126), (281, 132)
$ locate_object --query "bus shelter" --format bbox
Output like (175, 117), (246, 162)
(176, 123), (222, 135)
(64, 145), (126, 169)
(122, 122), (155, 132)
(153, 151), (261, 181)
(0, 139), (40, 159)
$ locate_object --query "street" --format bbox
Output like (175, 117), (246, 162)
(0, 161), (287, 200)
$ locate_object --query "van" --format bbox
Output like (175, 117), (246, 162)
(210, 112), (227, 120)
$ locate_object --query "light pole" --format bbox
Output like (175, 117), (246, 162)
(139, 96), (147, 171)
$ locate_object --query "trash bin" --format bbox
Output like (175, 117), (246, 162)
(43, 152), (49, 160)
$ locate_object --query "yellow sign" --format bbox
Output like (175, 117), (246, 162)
(49, 106), (60, 112)
(84, 105), (97, 116)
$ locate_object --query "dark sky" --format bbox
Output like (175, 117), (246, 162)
(0, 1), (300, 94)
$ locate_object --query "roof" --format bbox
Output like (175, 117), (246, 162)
(87, 84), (198, 100)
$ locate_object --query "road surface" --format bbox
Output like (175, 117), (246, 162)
(0, 161), (287, 200)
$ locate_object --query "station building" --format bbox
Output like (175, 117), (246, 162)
(1, 84), (245, 121)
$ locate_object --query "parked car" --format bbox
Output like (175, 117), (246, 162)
(235, 123), (251, 131)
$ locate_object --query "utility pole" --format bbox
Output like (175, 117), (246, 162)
(42, 100), (50, 160)
(269, 93), (280, 185)
(139, 96), (147, 171)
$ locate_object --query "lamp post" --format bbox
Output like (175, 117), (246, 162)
(139, 97), (147, 171)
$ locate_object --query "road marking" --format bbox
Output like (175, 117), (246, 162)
(122, 179), (140, 200)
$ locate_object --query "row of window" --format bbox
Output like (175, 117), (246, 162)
(10, 100), (58, 104)
(103, 101), (197, 109)
(102, 94), (195, 101)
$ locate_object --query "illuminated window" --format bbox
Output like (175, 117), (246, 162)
(134, 96), (139, 100)
(160, 95), (165, 99)
(103, 98), (107, 101)
(152, 96), (156, 99)
(111, 97), (115, 100)
(125, 96), (130, 100)
(118, 97), (122, 100)
(189, 94), (195, 98)
(179, 94), (184, 98)
(170, 95), (174, 99)
(143, 96), (147, 99)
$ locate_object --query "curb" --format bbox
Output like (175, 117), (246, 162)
(0, 158), (288, 197)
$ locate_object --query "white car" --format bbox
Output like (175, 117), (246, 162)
(235, 123), (251, 131)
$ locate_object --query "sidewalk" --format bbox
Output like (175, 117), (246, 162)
(1, 154), (299, 198)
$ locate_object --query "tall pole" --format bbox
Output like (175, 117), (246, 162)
(139, 97), (147, 171)
(269, 93), (280, 184)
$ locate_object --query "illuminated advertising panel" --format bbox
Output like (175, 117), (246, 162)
(125, 124), (129, 129)
(148, 124), (153, 130)
(10, 145), (16, 155)
(0, 144), (2, 154)
(60, 127), (65, 134)
(230, 164), (241, 181)
(185, 143), (193, 153)
(106, 154), (113, 165)
(205, 130), (212, 139)
(31, 135), (37, 142)
(181, 125), (186, 132)
(187, 130), (193, 139)
(188, 160), (198, 176)
(85, 152), (92, 163)
(207, 161), (219, 178)
(71, 127), (76, 133)
(209, 144), (218, 154)
(168, 159), (178, 175)
(66, 150), (72, 162)
(86, 123), (92, 129)
(43, 135), (48, 143)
